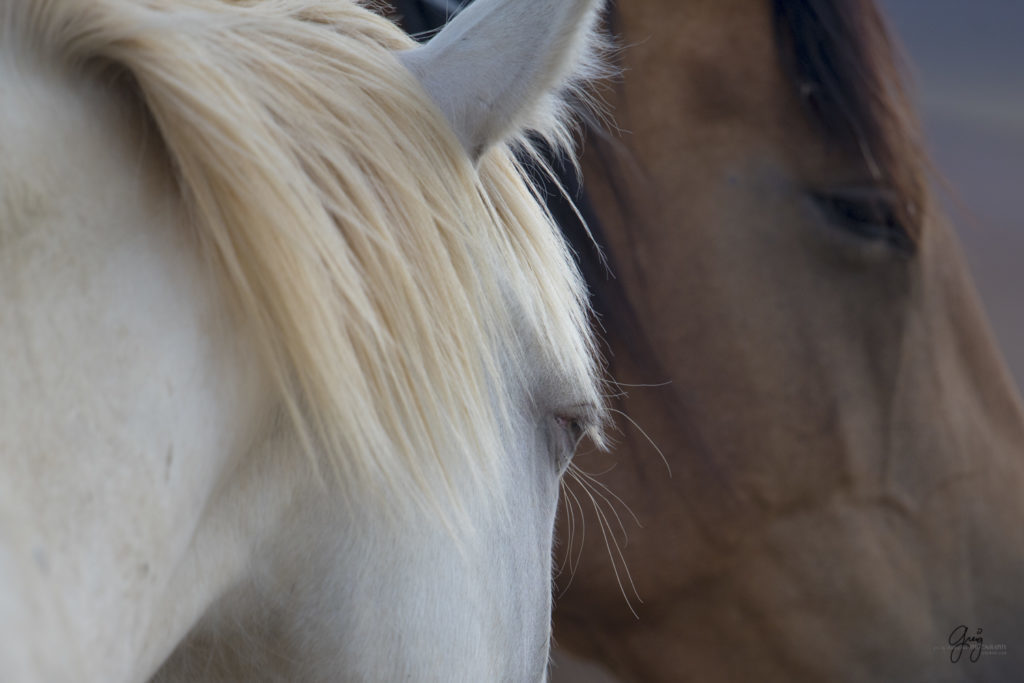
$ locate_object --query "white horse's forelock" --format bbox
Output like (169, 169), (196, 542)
(9, 0), (604, 525)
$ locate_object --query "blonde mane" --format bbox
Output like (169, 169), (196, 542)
(13, 0), (602, 516)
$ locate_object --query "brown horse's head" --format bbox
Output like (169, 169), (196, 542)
(554, 1), (1024, 680)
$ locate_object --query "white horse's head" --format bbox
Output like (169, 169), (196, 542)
(0, 0), (605, 680)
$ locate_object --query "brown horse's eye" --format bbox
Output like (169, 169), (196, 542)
(810, 186), (915, 256)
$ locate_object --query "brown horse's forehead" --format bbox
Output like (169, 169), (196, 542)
(608, 0), (837, 189)
(622, 0), (787, 127)
(611, 0), (894, 192)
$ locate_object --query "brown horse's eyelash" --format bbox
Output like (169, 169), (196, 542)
(810, 186), (915, 256)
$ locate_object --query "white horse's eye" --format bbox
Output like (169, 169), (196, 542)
(553, 402), (598, 459)
(554, 413), (585, 447)
(550, 413), (584, 475)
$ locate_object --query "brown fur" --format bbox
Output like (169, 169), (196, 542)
(552, 1), (1024, 681)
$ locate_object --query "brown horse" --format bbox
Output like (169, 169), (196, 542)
(550, 0), (1024, 681)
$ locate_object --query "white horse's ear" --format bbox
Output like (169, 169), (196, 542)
(398, 0), (604, 160)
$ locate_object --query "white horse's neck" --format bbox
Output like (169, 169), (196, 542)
(0, 60), (280, 682)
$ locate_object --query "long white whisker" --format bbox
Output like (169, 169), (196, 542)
(608, 406), (671, 476)
(574, 469), (630, 545)
(574, 466), (641, 532)
(606, 379), (673, 389)
(573, 472), (641, 614)
(556, 471), (590, 597)
(555, 483), (576, 577)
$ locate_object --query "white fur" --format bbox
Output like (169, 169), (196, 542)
(400, 0), (605, 158)
(0, 59), (271, 679)
(0, 0), (605, 680)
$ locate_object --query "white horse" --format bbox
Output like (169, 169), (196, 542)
(0, 0), (607, 680)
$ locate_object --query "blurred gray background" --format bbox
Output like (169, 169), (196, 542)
(552, 2), (1023, 680)
(885, 0), (1024, 389)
